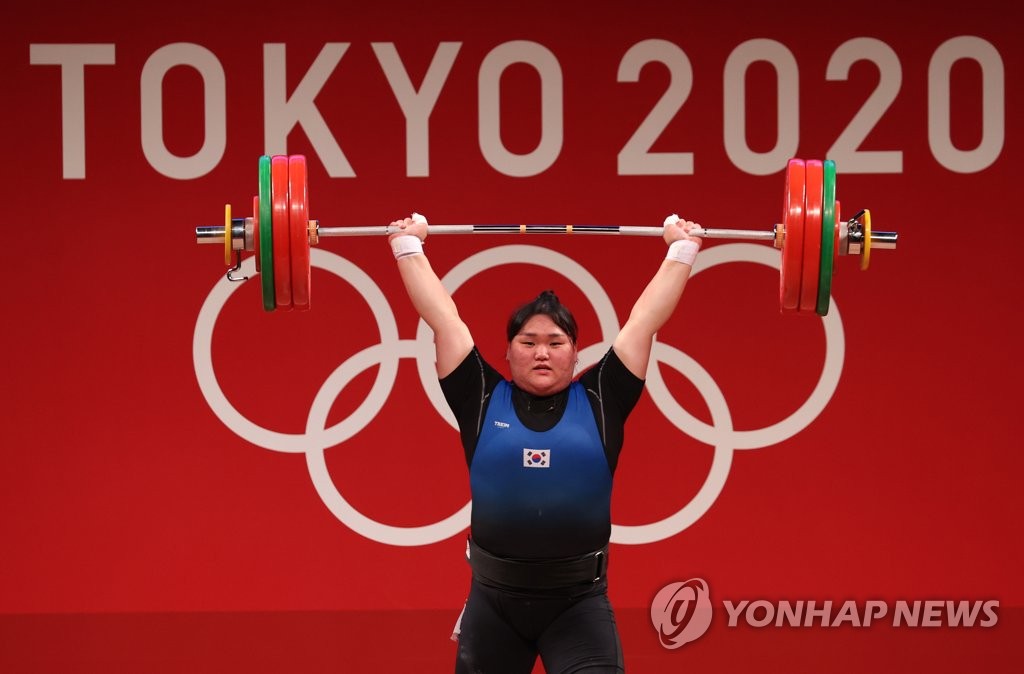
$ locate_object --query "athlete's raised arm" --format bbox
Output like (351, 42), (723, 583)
(388, 214), (474, 377)
(612, 215), (703, 379)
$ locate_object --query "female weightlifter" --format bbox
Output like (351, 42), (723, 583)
(388, 212), (701, 674)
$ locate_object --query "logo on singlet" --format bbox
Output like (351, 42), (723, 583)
(523, 449), (550, 468)
(493, 420), (510, 428)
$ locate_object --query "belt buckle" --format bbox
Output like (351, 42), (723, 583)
(592, 550), (606, 582)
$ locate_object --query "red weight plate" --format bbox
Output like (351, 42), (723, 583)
(779, 159), (805, 313)
(253, 195), (261, 273)
(289, 155), (311, 311)
(271, 155), (293, 311)
(800, 160), (823, 312)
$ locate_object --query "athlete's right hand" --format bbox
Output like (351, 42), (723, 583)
(388, 213), (428, 242)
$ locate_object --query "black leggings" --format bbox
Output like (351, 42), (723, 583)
(454, 579), (624, 674)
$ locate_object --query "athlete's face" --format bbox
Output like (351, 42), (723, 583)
(507, 314), (578, 397)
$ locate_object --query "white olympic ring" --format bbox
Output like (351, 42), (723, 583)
(193, 243), (844, 547)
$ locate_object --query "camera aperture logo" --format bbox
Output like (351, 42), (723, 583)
(650, 578), (713, 648)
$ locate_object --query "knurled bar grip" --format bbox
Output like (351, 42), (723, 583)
(314, 224), (777, 241)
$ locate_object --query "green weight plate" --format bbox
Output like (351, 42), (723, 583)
(258, 155), (276, 311)
(817, 160), (836, 315)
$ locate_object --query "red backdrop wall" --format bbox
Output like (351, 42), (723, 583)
(2, 0), (1021, 671)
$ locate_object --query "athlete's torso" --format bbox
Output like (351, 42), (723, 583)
(470, 380), (611, 558)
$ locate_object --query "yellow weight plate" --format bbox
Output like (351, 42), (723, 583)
(861, 209), (871, 271)
(224, 204), (232, 266)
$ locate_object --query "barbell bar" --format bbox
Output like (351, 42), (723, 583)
(195, 155), (898, 315)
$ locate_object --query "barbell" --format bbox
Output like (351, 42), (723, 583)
(194, 154), (897, 315)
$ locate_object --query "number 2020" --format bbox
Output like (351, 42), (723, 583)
(616, 36), (1004, 176)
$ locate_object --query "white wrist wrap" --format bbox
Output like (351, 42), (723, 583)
(391, 235), (424, 260)
(666, 239), (699, 266)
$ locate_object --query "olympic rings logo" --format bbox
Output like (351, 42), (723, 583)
(193, 244), (844, 547)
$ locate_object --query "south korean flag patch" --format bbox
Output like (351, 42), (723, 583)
(523, 448), (550, 468)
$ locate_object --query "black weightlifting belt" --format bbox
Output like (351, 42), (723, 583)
(468, 538), (609, 591)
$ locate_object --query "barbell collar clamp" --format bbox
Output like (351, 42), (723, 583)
(847, 222), (896, 251)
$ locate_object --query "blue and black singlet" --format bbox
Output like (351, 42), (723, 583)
(440, 346), (644, 560)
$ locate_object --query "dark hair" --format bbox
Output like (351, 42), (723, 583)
(506, 290), (578, 344)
